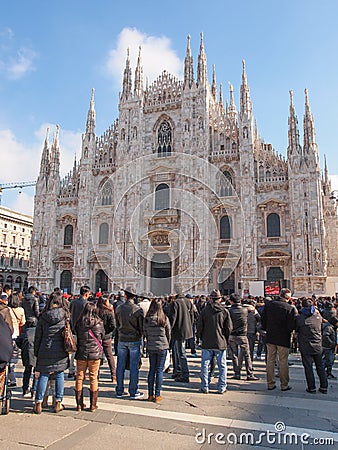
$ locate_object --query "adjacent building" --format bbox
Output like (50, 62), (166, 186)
(0, 206), (33, 291)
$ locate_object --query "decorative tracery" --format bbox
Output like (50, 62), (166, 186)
(157, 121), (172, 157)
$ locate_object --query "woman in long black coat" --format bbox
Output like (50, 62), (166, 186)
(33, 293), (69, 414)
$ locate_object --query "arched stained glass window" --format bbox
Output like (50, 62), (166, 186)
(157, 121), (172, 157)
(101, 181), (112, 206)
(219, 171), (233, 197)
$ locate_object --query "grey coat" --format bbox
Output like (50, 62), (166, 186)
(144, 315), (171, 352)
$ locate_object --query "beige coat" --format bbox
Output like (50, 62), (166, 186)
(10, 307), (26, 338)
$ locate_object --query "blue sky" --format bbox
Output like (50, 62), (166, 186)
(1, 0), (338, 215)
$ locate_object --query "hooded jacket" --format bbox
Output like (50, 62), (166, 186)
(296, 306), (323, 355)
(196, 301), (233, 350)
(34, 307), (69, 373)
(143, 315), (171, 352)
(23, 293), (40, 327)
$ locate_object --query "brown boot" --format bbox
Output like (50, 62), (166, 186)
(54, 400), (65, 413)
(33, 401), (42, 414)
(89, 390), (98, 412)
(75, 390), (86, 411)
(42, 393), (48, 408)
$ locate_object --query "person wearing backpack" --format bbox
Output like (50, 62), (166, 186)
(322, 317), (337, 379)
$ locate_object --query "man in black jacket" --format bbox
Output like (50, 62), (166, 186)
(228, 294), (259, 381)
(70, 285), (91, 332)
(115, 293), (144, 399)
(168, 293), (194, 383)
(261, 288), (296, 391)
(197, 289), (232, 393)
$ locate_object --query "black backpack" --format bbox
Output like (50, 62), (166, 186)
(322, 323), (335, 349)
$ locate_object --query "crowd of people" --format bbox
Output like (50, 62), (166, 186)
(0, 283), (337, 414)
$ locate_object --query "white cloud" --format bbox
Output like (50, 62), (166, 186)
(6, 47), (36, 80)
(10, 191), (34, 217)
(0, 124), (82, 215)
(0, 27), (37, 80)
(329, 174), (338, 192)
(105, 27), (183, 86)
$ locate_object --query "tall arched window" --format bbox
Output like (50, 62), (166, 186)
(64, 224), (73, 246)
(220, 170), (233, 197)
(155, 183), (170, 210)
(267, 213), (281, 237)
(99, 223), (109, 244)
(101, 181), (112, 206)
(220, 215), (231, 240)
(60, 270), (72, 293)
(259, 165), (264, 181)
(157, 120), (172, 157)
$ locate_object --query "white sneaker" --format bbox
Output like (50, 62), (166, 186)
(130, 392), (144, 400)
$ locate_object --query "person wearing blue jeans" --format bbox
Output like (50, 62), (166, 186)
(35, 371), (64, 404)
(200, 349), (227, 393)
(115, 294), (144, 399)
(33, 293), (69, 414)
(116, 340), (142, 398)
(197, 289), (233, 394)
(144, 298), (171, 402)
(172, 339), (190, 380)
(148, 350), (167, 398)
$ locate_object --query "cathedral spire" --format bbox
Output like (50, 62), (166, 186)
(197, 32), (207, 87)
(228, 82), (237, 119)
(39, 127), (50, 178)
(240, 59), (252, 118)
(287, 90), (301, 160)
(324, 154), (329, 185)
(183, 35), (194, 89)
(72, 153), (78, 184)
(219, 83), (225, 114)
(85, 88), (96, 138)
(303, 88), (317, 155)
(134, 46), (143, 97)
(121, 48), (132, 101)
(211, 64), (217, 99)
(50, 124), (60, 175)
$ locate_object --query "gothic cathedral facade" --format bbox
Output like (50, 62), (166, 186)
(29, 34), (338, 297)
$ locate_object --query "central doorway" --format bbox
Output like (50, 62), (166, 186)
(218, 268), (235, 295)
(150, 253), (172, 296)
